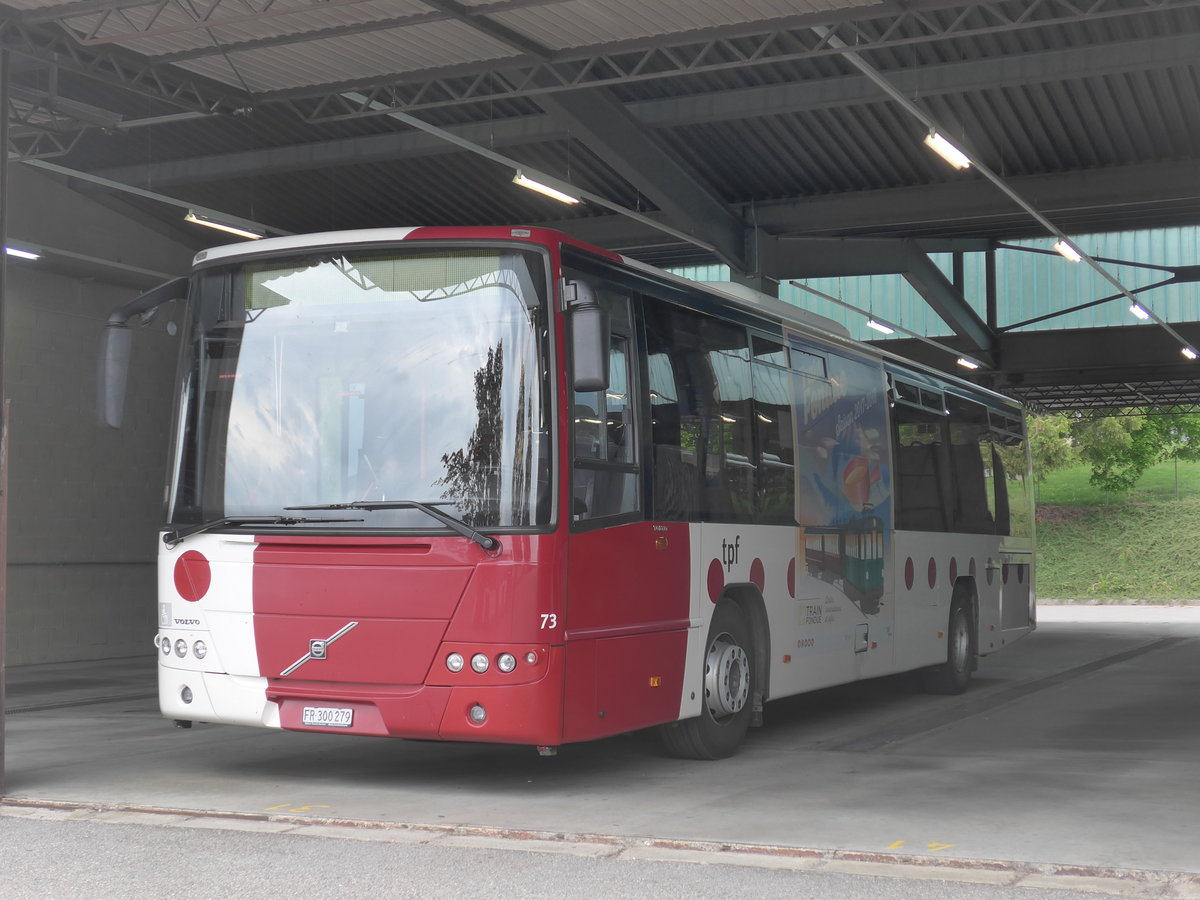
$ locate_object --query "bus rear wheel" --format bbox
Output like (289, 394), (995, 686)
(922, 600), (974, 695)
(660, 602), (754, 760)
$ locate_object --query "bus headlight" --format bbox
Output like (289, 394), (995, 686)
(161, 637), (172, 656)
(193, 640), (207, 660)
(446, 652), (465, 673)
(497, 653), (517, 673)
(470, 653), (489, 673)
(174, 639), (188, 658)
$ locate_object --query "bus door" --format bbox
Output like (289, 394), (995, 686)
(561, 280), (690, 740)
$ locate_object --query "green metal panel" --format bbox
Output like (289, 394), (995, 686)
(671, 226), (1200, 341)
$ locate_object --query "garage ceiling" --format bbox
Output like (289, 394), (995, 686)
(5, 0), (1200, 259)
(3, 0), (1200, 410)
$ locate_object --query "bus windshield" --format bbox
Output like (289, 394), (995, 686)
(168, 245), (552, 532)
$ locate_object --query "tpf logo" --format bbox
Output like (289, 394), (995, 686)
(721, 536), (741, 572)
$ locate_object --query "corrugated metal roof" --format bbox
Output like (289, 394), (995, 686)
(9, 0), (1196, 241)
(177, 21), (524, 91)
(6, 0), (1200, 411)
(494, 0), (873, 48)
(92, 2), (426, 56)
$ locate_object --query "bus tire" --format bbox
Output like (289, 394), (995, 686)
(659, 602), (755, 760)
(922, 599), (974, 695)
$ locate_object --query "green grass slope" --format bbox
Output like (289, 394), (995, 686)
(1035, 461), (1200, 601)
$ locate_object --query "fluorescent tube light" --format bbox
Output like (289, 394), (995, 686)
(1053, 240), (1083, 263)
(1129, 304), (1151, 321)
(867, 319), (895, 335)
(1184, 347), (1198, 361)
(956, 357), (981, 370)
(184, 210), (264, 240)
(5, 246), (40, 260)
(923, 132), (971, 170)
(512, 170), (580, 205)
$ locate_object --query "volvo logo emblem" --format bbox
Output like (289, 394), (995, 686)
(280, 622), (358, 676)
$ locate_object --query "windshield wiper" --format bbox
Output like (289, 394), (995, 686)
(163, 515), (364, 549)
(286, 500), (500, 552)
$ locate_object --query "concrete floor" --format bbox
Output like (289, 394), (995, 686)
(3, 606), (1199, 885)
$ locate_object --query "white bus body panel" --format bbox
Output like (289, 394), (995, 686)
(156, 533), (281, 727)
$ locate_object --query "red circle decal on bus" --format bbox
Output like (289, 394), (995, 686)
(904, 557), (914, 591)
(927, 557), (938, 590)
(707, 558), (724, 604)
(174, 550), (211, 602)
(787, 558), (796, 599)
(750, 558), (765, 592)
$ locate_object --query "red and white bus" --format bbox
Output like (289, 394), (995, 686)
(125, 226), (1034, 759)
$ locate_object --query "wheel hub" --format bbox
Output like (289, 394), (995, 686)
(705, 636), (750, 720)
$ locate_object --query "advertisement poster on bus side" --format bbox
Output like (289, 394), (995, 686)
(789, 336), (892, 615)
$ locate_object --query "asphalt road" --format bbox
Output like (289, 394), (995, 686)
(3, 605), (1199, 899)
(0, 809), (1171, 900)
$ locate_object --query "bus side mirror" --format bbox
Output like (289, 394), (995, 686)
(99, 325), (134, 429)
(99, 276), (187, 428)
(567, 280), (610, 392)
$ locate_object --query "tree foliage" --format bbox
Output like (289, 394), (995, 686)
(1072, 414), (1145, 493)
(1026, 414), (1078, 484)
(1155, 413), (1200, 463)
(1069, 411), (1200, 493)
(437, 344), (504, 524)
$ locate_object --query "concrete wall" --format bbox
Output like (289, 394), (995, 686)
(5, 167), (198, 665)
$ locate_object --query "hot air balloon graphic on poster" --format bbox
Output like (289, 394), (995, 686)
(842, 455), (872, 509)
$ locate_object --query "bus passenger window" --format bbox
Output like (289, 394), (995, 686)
(643, 299), (755, 523)
(946, 395), (994, 534)
(892, 406), (951, 532)
(752, 336), (795, 524)
(646, 346), (699, 521)
(707, 341), (754, 523)
(990, 410), (1031, 537)
(991, 444), (1011, 534)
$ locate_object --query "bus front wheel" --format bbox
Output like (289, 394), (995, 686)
(922, 600), (974, 695)
(660, 602), (754, 760)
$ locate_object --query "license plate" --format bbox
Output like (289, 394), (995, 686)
(302, 706), (353, 728)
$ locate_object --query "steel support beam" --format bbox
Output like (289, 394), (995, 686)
(275, 0), (1200, 118)
(772, 236), (995, 354)
(548, 160), (1200, 250)
(93, 31), (1200, 187)
(96, 113), (555, 186)
(879, 323), (1200, 406)
(0, 17), (247, 115)
(533, 88), (748, 272)
(6, 0), (1199, 136)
